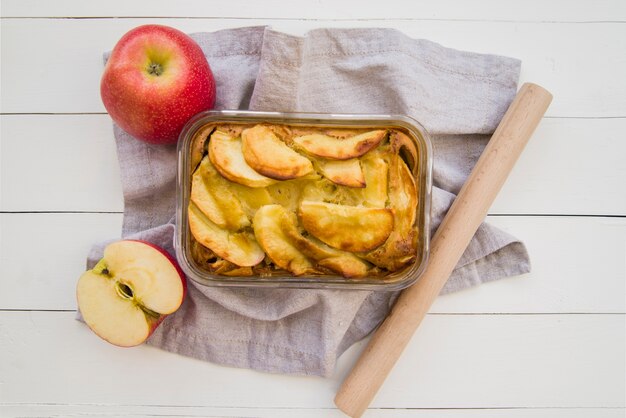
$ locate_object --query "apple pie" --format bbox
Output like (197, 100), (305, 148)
(187, 122), (419, 278)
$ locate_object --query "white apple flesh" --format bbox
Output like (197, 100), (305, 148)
(76, 240), (186, 347)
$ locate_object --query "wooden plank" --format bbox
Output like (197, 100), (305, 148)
(1, 0), (625, 21)
(491, 117), (626, 216)
(1, 19), (624, 117)
(431, 215), (626, 314)
(1, 405), (624, 418)
(0, 311), (623, 408)
(0, 3), (622, 418)
(0, 115), (124, 212)
(0, 214), (623, 313)
(0, 213), (122, 310)
(2, 116), (625, 215)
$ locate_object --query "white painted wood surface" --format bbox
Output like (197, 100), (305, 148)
(2, 19), (626, 117)
(1, 1), (624, 417)
(2, 312), (624, 408)
(3, 213), (624, 313)
(3, 116), (625, 215)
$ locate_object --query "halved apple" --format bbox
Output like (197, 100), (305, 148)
(293, 130), (386, 160)
(191, 156), (249, 230)
(188, 202), (265, 267)
(241, 125), (313, 180)
(299, 201), (394, 252)
(208, 130), (277, 188)
(253, 205), (315, 275)
(76, 240), (186, 347)
(317, 158), (365, 188)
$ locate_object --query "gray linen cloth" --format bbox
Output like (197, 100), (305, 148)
(85, 26), (529, 376)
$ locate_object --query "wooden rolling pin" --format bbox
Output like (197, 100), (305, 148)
(334, 83), (553, 417)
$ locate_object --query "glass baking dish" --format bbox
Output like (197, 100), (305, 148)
(175, 110), (432, 291)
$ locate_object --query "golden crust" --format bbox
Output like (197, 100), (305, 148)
(317, 158), (365, 188)
(361, 154), (389, 207)
(253, 205), (316, 276)
(252, 204), (371, 277)
(188, 122), (420, 277)
(209, 130), (277, 188)
(389, 130), (418, 173)
(278, 208), (371, 278)
(242, 125), (314, 180)
(191, 156), (250, 230)
(299, 201), (394, 252)
(188, 203), (265, 267)
(189, 124), (214, 171)
(363, 153), (418, 270)
(293, 130), (386, 160)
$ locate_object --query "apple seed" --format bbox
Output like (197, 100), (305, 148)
(115, 282), (134, 299)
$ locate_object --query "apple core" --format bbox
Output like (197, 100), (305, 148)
(116, 282), (134, 299)
(147, 62), (164, 76)
(76, 240), (186, 347)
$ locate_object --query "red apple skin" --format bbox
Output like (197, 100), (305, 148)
(101, 25), (216, 145)
(77, 240), (187, 347)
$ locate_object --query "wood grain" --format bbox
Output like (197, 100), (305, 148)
(2, 213), (624, 313)
(3, 117), (625, 215)
(1, 311), (623, 409)
(0, 3), (624, 417)
(2, 0), (625, 21)
(2, 405), (625, 418)
(335, 84), (553, 416)
(0, 115), (123, 212)
(1, 19), (624, 117)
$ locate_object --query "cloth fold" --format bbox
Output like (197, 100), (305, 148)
(86, 26), (529, 376)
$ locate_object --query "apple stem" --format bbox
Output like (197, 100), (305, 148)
(92, 259), (109, 276)
(147, 62), (164, 76)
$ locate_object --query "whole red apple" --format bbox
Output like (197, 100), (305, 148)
(101, 25), (216, 145)
(77, 240), (187, 347)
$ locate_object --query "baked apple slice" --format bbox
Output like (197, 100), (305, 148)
(361, 155), (389, 207)
(191, 156), (249, 230)
(317, 158), (365, 188)
(209, 130), (277, 188)
(188, 202), (265, 267)
(76, 240), (186, 347)
(278, 209), (370, 277)
(299, 201), (394, 252)
(364, 154), (418, 270)
(229, 182), (274, 218)
(253, 205), (315, 275)
(242, 125), (313, 180)
(293, 130), (386, 160)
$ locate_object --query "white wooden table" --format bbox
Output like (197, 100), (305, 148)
(1, 1), (625, 417)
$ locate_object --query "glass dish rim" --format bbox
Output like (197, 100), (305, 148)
(174, 110), (432, 291)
